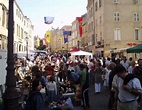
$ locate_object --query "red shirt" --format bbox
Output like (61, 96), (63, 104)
(44, 65), (54, 76)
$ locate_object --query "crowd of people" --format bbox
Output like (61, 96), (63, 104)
(13, 52), (142, 110)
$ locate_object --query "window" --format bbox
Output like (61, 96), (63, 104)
(88, 23), (90, 31)
(19, 26), (20, 37)
(100, 16), (102, 23)
(96, 19), (97, 26)
(21, 28), (23, 39)
(135, 29), (140, 40)
(134, 12), (139, 21)
(114, 0), (119, 3)
(96, 34), (97, 44)
(133, 0), (139, 4)
(95, 2), (98, 11)
(16, 9), (18, 15)
(6, 12), (8, 28)
(114, 28), (121, 40)
(100, 31), (102, 40)
(114, 12), (119, 21)
(99, 0), (102, 7)
(91, 21), (93, 30)
(2, 8), (5, 26)
(17, 24), (18, 36)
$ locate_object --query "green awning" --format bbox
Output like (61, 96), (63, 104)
(127, 44), (142, 53)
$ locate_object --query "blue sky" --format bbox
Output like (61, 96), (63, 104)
(16, 0), (87, 38)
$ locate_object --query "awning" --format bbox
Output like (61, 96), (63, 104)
(127, 44), (142, 53)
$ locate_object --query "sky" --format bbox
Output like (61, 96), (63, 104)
(16, 0), (87, 38)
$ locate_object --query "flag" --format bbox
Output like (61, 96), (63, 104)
(42, 38), (47, 46)
(44, 17), (54, 24)
(37, 39), (40, 47)
(63, 31), (70, 43)
(77, 17), (83, 37)
(45, 31), (51, 43)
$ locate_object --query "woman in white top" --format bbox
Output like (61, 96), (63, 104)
(46, 76), (57, 103)
(103, 64), (111, 87)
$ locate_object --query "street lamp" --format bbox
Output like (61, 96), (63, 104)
(77, 40), (80, 50)
(3, 0), (20, 110)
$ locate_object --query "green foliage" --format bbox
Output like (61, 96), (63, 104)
(37, 45), (46, 50)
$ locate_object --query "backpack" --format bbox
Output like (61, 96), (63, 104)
(70, 71), (81, 85)
(74, 74), (81, 85)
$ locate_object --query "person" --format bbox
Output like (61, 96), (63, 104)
(94, 61), (104, 93)
(25, 79), (45, 110)
(103, 63), (111, 88)
(31, 65), (40, 76)
(74, 60), (82, 75)
(88, 59), (95, 84)
(120, 56), (129, 70)
(58, 62), (64, 82)
(67, 70), (80, 85)
(79, 63), (90, 110)
(46, 76), (57, 103)
(115, 65), (142, 110)
(44, 63), (54, 76)
(133, 59), (142, 86)
(128, 61), (135, 74)
(41, 71), (48, 100)
(133, 59), (142, 107)
(42, 71), (48, 85)
(31, 66), (46, 101)
(108, 62), (117, 109)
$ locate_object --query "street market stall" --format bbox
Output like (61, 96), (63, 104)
(69, 47), (79, 52)
(126, 44), (142, 59)
(71, 50), (93, 58)
(127, 44), (142, 53)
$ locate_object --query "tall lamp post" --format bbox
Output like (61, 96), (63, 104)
(3, 0), (19, 110)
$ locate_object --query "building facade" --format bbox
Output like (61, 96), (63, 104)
(94, 0), (142, 57)
(82, 13), (89, 51)
(0, 0), (34, 53)
(86, 0), (96, 54)
(13, 1), (34, 53)
(0, 0), (8, 50)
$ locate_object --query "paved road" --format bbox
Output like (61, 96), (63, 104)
(89, 84), (142, 110)
(89, 85), (110, 110)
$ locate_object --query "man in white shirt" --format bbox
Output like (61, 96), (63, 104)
(115, 65), (142, 110)
(120, 56), (129, 70)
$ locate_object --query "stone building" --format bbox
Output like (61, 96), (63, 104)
(87, 0), (142, 58)
(14, 1), (34, 53)
(0, 0), (9, 50)
(0, 0), (34, 53)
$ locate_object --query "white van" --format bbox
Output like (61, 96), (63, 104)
(32, 50), (47, 55)
(15, 51), (35, 60)
(0, 49), (7, 97)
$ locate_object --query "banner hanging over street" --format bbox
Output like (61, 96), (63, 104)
(77, 17), (83, 37)
(44, 17), (54, 24)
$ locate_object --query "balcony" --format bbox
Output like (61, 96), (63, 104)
(95, 40), (104, 48)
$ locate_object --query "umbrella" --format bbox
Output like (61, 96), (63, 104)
(127, 44), (142, 53)
(71, 50), (93, 58)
